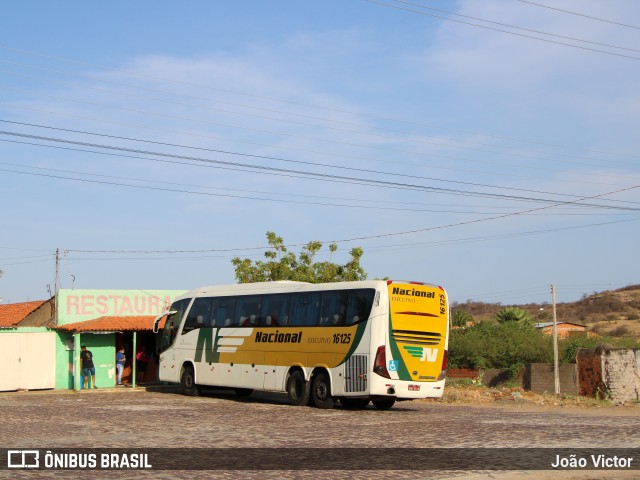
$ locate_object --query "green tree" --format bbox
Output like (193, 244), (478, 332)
(495, 306), (533, 325)
(452, 309), (473, 327)
(231, 231), (367, 283)
(448, 321), (552, 370)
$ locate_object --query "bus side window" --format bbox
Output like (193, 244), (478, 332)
(182, 298), (212, 334)
(334, 292), (348, 326)
(319, 292), (331, 325)
(346, 289), (375, 324)
(320, 291), (347, 326)
(237, 295), (262, 327)
(214, 297), (237, 327)
(290, 293), (319, 327)
(261, 294), (290, 327)
(204, 298), (215, 327)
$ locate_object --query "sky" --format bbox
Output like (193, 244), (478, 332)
(1, 1), (639, 306)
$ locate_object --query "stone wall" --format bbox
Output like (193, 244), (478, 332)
(523, 363), (577, 395)
(577, 347), (640, 403)
(603, 348), (640, 403)
(447, 368), (480, 380)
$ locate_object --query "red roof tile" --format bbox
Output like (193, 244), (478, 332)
(0, 300), (47, 327)
(55, 315), (163, 332)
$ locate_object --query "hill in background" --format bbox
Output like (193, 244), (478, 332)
(451, 284), (640, 337)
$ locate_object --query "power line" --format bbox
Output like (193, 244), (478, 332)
(3, 153), (630, 217)
(4, 68), (639, 172)
(0, 245), (53, 252)
(0, 253), (53, 261)
(4, 120), (638, 203)
(3, 68), (546, 156)
(0, 151), (511, 211)
(2, 129), (637, 210)
(11, 84), (547, 165)
(9, 105), (637, 186)
(11, 84), (632, 173)
(388, 0), (640, 53)
(363, 215), (640, 251)
(516, 0), (640, 30)
(364, 0), (640, 61)
(2, 47), (640, 163)
(0, 258), (52, 267)
(53, 182), (640, 253)
(5, 83), (639, 175)
(324, 182), (640, 244)
(3, 159), (542, 215)
(59, 215), (640, 259)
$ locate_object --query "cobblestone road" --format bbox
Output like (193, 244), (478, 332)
(0, 387), (638, 480)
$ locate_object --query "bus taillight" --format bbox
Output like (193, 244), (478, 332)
(373, 345), (391, 379)
(437, 350), (448, 381)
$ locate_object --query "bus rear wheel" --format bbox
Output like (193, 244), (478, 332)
(311, 371), (335, 409)
(372, 397), (395, 410)
(181, 365), (199, 396)
(339, 397), (370, 409)
(286, 370), (309, 406)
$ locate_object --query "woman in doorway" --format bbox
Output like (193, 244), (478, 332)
(136, 347), (149, 384)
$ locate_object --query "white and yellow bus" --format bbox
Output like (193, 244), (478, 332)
(154, 280), (449, 410)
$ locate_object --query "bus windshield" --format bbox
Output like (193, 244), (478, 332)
(159, 298), (190, 353)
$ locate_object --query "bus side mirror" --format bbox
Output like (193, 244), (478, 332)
(153, 310), (176, 333)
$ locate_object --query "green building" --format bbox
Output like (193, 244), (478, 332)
(0, 289), (185, 391)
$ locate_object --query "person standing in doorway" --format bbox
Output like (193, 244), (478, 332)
(136, 347), (149, 384)
(80, 345), (97, 389)
(115, 348), (126, 386)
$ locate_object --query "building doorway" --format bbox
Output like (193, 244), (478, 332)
(115, 331), (159, 385)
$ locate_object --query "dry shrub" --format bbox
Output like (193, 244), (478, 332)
(440, 385), (502, 404)
(432, 385), (631, 408)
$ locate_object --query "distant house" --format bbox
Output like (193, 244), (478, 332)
(0, 300), (50, 329)
(0, 299), (56, 392)
(534, 321), (587, 337)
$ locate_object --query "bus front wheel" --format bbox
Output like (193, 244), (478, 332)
(311, 371), (335, 409)
(287, 370), (310, 406)
(181, 365), (199, 396)
(372, 397), (395, 410)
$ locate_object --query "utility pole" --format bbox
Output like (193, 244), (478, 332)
(551, 284), (560, 395)
(53, 248), (60, 325)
